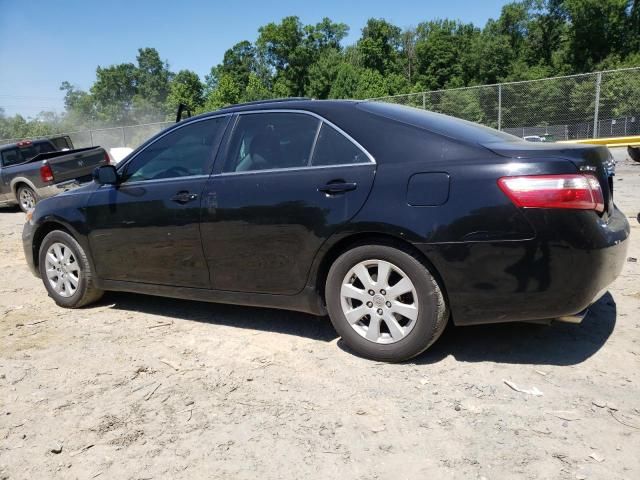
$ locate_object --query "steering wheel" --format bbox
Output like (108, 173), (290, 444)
(153, 165), (190, 179)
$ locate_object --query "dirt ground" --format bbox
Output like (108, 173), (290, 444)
(1, 148), (639, 480)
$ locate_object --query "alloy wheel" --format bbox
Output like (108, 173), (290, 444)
(340, 259), (419, 344)
(19, 188), (35, 210)
(44, 242), (80, 298)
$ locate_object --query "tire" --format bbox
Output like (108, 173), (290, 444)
(16, 185), (37, 212)
(326, 244), (448, 362)
(38, 230), (104, 308)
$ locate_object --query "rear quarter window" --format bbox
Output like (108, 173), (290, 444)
(311, 123), (370, 166)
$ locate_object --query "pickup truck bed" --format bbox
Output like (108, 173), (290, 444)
(0, 143), (109, 211)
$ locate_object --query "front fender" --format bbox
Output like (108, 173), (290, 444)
(27, 193), (96, 279)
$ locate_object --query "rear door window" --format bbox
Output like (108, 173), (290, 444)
(223, 112), (320, 172)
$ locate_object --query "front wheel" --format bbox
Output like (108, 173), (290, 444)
(17, 185), (37, 212)
(326, 244), (448, 362)
(38, 230), (104, 308)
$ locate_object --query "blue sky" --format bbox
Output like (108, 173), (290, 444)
(0, 0), (511, 117)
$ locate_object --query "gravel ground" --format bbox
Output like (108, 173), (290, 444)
(1, 147), (639, 480)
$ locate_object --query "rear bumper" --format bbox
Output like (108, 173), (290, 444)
(35, 184), (61, 200)
(418, 206), (630, 325)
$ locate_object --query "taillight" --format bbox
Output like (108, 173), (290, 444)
(40, 163), (54, 182)
(498, 174), (605, 213)
(104, 151), (111, 164)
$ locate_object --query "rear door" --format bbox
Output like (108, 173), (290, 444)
(86, 116), (230, 287)
(200, 111), (376, 294)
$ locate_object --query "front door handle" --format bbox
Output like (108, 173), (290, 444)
(318, 182), (357, 195)
(171, 191), (198, 204)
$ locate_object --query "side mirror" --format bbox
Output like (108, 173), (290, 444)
(93, 165), (118, 185)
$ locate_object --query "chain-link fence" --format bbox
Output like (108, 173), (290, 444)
(0, 121), (173, 149)
(371, 67), (640, 141)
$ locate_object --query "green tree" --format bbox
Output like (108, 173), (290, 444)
(306, 48), (343, 98)
(203, 73), (241, 111)
(218, 41), (259, 91)
(166, 70), (204, 114)
(561, 0), (631, 72)
(357, 18), (402, 75)
(133, 48), (172, 120)
(242, 73), (271, 102)
(257, 16), (348, 96)
(90, 63), (138, 125)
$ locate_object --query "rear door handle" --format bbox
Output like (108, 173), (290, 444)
(318, 182), (357, 195)
(171, 191), (198, 204)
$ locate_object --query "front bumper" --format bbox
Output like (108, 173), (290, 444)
(22, 220), (39, 277)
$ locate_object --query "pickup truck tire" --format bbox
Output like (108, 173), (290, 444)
(17, 185), (37, 212)
(38, 230), (104, 308)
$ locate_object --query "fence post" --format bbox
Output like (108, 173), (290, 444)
(122, 127), (126, 147)
(592, 72), (602, 139)
(89, 129), (94, 147)
(422, 92), (426, 110)
(497, 84), (503, 131)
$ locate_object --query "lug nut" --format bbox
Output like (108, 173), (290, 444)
(377, 308), (383, 315)
(386, 301), (392, 308)
(366, 301), (373, 308)
(380, 289), (386, 295)
(368, 290), (375, 296)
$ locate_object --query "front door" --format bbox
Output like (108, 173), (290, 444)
(86, 116), (229, 288)
(200, 112), (376, 294)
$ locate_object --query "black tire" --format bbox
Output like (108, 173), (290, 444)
(326, 244), (448, 362)
(16, 185), (38, 212)
(38, 230), (104, 308)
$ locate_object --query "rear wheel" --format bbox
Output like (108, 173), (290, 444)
(326, 244), (448, 362)
(17, 185), (37, 212)
(38, 230), (104, 308)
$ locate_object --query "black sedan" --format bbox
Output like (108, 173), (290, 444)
(22, 99), (630, 362)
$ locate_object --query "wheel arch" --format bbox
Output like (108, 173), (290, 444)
(313, 232), (450, 312)
(31, 221), (73, 270)
(11, 178), (37, 197)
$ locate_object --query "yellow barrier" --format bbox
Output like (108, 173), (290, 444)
(557, 136), (640, 147)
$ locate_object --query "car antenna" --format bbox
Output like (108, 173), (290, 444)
(176, 103), (192, 123)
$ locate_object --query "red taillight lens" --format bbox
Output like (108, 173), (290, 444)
(498, 174), (605, 213)
(40, 163), (54, 182)
(104, 151), (111, 164)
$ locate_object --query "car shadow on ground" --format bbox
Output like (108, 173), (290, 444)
(100, 290), (616, 366)
(101, 292), (339, 342)
(411, 292), (617, 366)
(0, 206), (20, 213)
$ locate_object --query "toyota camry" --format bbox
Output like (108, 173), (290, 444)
(22, 99), (630, 362)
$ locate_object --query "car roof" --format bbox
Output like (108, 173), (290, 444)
(188, 98), (359, 119)
(188, 99), (521, 147)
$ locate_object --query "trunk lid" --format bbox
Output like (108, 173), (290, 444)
(484, 141), (614, 215)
